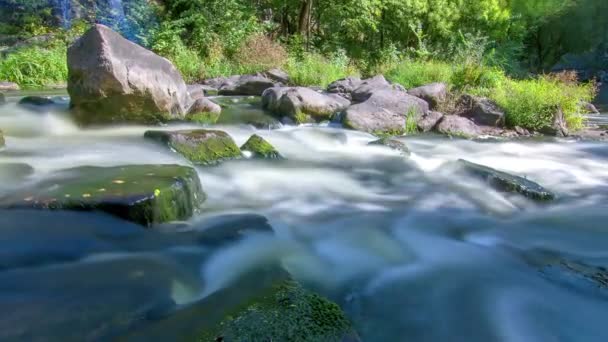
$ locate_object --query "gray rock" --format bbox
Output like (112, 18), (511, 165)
(351, 75), (392, 103)
(67, 24), (191, 125)
(327, 76), (363, 100)
(187, 84), (206, 101)
(202, 76), (239, 89)
(435, 115), (480, 137)
(457, 94), (505, 127)
(540, 107), (569, 137)
(18, 96), (55, 107)
(457, 159), (555, 201)
(0, 81), (19, 91)
(185, 98), (222, 124)
(408, 82), (448, 109)
(240, 134), (284, 159)
(582, 101), (600, 114)
(343, 89), (429, 134)
(262, 87), (350, 124)
(417, 111), (444, 132)
(263, 69), (290, 84)
(218, 75), (278, 96)
(368, 137), (410, 156)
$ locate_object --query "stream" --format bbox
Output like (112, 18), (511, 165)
(1, 92), (608, 341)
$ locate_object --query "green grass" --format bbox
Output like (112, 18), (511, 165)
(284, 53), (359, 88)
(384, 60), (453, 89)
(0, 41), (68, 88)
(491, 76), (595, 131)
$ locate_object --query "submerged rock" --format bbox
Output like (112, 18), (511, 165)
(457, 159), (555, 201)
(18, 96), (55, 107)
(262, 87), (350, 124)
(435, 115), (480, 138)
(218, 75), (278, 96)
(408, 82), (448, 110)
(368, 137), (410, 156)
(0, 165), (205, 226)
(67, 24), (192, 125)
(343, 89), (428, 134)
(145, 129), (242, 165)
(241, 134), (283, 159)
(457, 94), (505, 127)
(0, 81), (19, 91)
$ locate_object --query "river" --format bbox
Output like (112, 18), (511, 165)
(1, 92), (608, 341)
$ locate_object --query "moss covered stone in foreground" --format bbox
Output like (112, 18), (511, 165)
(240, 134), (283, 159)
(458, 159), (555, 201)
(0, 165), (205, 226)
(145, 129), (242, 165)
(368, 137), (410, 156)
(200, 279), (358, 342)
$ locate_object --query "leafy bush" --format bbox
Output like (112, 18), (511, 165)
(491, 75), (595, 131)
(0, 40), (68, 88)
(451, 63), (506, 93)
(285, 52), (359, 87)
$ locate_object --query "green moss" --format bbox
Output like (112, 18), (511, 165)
(199, 280), (356, 342)
(145, 130), (242, 165)
(187, 111), (221, 124)
(0, 165), (206, 226)
(240, 134), (283, 159)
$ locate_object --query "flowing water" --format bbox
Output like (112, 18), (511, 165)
(1, 92), (608, 341)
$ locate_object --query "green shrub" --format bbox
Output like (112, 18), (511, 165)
(233, 34), (288, 73)
(285, 52), (359, 87)
(491, 76), (595, 131)
(0, 40), (68, 88)
(385, 60), (453, 89)
(451, 63), (506, 93)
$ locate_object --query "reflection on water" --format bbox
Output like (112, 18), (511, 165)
(1, 93), (608, 341)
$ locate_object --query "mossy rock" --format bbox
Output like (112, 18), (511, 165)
(186, 111), (221, 125)
(368, 137), (410, 156)
(145, 129), (242, 165)
(458, 159), (555, 201)
(240, 134), (283, 159)
(0, 165), (205, 226)
(200, 279), (358, 342)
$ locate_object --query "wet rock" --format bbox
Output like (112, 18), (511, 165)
(327, 76), (363, 100)
(187, 84), (206, 101)
(218, 75), (278, 96)
(435, 115), (480, 138)
(417, 111), (444, 132)
(186, 98), (222, 124)
(408, 82), (448, 109)
(0, 81), (19, 91)
(263, 68), (290, 84)
(514, 126), (531, 136)
(0, 165), (205, 226)
(540, 107), (569, 137)
(214, 96), (281, 129)
(343, 89), (428, 134)
(351, 75), (404, 103)
(368, 137), (410, 156)
(457, 159), (555, 201)
(18, 96), (55, 107)
(241, 134), (283, 159)
(262, 87), (350, 124)
(583, 101), (600, 114)
(457, 94), (505, 127)
(67, 24), (192, 125)
(145, 129), (242, 165)
(0, 163), (34, 180)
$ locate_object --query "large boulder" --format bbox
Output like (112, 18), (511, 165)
(67, 24), (192, 125)
(263, 68), (290, 84)
(408, 83), (448, 109)
(457, 94), (505, 127)
(351, 75), (403, 103)
(0, 165), (205, 226)
(342, 89), (429, 134)
(0, 81), (19, 91)
(327, 76), (363, 100)
(417, 111), (444, 132)
(218, 75), (279, 96)
(435, 115), (481, 138)
(457, 159), (555, 201)
(262, 87), (351, 124)
(145, 129), (242, 165)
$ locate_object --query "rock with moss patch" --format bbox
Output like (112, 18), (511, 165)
(145, 129), (242, 165)
(186, 98), (222, 124)
(0, 165), (205, 226)
(368, 137), (410, 156)
(241, 134), (283, 159)
(262, 87), (351, 124)
(457, 159), (555, 201)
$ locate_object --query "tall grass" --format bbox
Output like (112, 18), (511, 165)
(384, 60), (453, 89)
(285, 53), (359, 88)
(0, 42), (68, 88)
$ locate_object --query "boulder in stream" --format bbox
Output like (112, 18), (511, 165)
(456, 94), (505, 127)
(241, 134), (283, 159)
(18, 96), (56, 107)
(145, 129), (242, 165)
(0, 165), (205, 226)
(327, 76), (363, 100)
(343, 89), (429, 134)
(417, 111), (444, 132)
(368, 137), (410, 156)
(457, 159), (555, 201)
(262, 87), (351, 124)
(435, 115), (480, 138)
(186, 98), (222, 124)
(67, 24), (192, 125)
(218, 75), (279, 96)
(408, 83), (448, 110)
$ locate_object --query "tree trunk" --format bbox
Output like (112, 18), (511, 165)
(298, 0), (313, 35)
